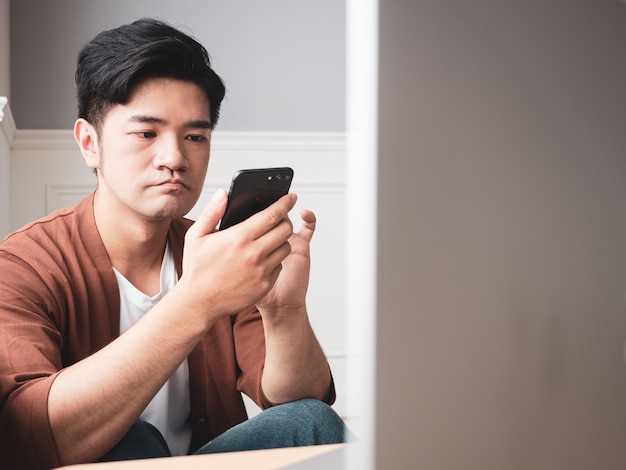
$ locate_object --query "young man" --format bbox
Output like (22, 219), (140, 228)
(0, 18), (345, 469)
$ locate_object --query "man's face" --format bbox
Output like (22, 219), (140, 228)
(90, 78), (212, 222)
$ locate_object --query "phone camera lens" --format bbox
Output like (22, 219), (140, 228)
(276, 174), (282, 181)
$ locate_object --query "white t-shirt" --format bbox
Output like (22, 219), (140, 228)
(114, 242), (192, 456)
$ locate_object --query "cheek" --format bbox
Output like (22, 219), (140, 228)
(198, 158), (210, 176)
(185, 150), (210, 178)
(101, 146), (149, 174)
(99, 157), (140, 188)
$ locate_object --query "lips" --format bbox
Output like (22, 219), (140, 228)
(154, 179), (190, 190)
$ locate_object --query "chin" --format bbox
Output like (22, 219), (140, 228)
(152, 208), (191, 220)
(148, 202), (194, 221)
(149, 193), (198, 219)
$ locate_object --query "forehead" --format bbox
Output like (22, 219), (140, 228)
(110, 78), (211, 122)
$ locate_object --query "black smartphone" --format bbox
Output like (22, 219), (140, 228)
(219, 167), (294, 230)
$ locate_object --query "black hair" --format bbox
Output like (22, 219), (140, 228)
(75, 18), (226, 131)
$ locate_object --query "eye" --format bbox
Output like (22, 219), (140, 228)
(186, 134), (208, 143)
(135, 131), (156, 139)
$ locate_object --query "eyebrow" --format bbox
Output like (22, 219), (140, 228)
(129, 115), (212, 129)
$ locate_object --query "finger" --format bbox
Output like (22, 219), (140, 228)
(296, 209), (316, 243)
(254, 218), (294, 260)
(245, 193), (298, 239)
(188, 188), (227, 237)
(266, 239), (293, 270)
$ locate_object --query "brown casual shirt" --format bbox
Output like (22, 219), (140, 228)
(0, 193), (330, 469)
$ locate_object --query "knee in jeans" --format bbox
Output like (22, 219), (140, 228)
(292, 398), (338, 421)
(99, 418), (171, 461)
(131, 417), (166, 440)
(281, 399), (346, 443)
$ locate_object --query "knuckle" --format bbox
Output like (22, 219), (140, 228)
(240, 247), (260, 267)
(278, 219), (293, 239)
(284, 218), (294, 233)
(260, 278), (273, 293)
(265, 209), (281, 225)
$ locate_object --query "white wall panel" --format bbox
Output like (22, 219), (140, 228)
(0, 98), (13, 239)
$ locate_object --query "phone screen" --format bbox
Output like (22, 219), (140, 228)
(219, 167), (294, 230)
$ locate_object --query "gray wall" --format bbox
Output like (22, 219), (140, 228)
(374, 0), (626, 468)
(10, 0), (345, 131)
(0, 0), (9, 97)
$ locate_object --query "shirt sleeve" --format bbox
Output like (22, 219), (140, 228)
(0, 249), (65, 469)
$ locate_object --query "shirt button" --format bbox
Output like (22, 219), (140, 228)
(197, 418), (209, 428)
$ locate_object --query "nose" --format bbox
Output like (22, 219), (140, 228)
(153, 135), (189, 172)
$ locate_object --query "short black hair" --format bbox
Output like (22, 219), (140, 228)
(76, 18), (226, 131)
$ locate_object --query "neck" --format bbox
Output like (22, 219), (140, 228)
(93, 191), (171, 296)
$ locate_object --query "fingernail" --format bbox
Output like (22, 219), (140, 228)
(214, 188), (227, 203)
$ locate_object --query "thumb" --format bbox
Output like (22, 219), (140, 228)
(189, 188), (228, 237)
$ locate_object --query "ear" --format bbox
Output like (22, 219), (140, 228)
(74, 118), (101, 170)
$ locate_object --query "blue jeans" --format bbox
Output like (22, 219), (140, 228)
(99, 399), (347, 461)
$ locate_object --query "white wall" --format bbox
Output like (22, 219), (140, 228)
(371, 0), (626, 469)
(0, 0), (10, 238)
(0, 100), (11, 240)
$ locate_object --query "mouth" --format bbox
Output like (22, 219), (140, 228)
(154, 179), (190, 190)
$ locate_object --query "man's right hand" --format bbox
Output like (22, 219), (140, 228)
(179, 188), (297, 320)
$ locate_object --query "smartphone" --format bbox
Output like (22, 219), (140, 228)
(219, 167), (294, 230)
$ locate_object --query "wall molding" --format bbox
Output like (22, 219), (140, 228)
(211, 131), (346, 152)
(0, 96), (6, 120)
(0, 97), (16, 146)
(13, 129), (76, 150)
